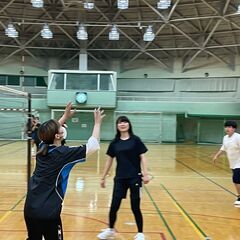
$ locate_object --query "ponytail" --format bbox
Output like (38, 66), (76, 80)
(36, 119), (60, 156)
(36, 143), (49, 156)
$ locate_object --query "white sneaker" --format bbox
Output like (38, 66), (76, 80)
(134, 233), (145, 240)
(234, 197), (240, 207)
(97, 228), (115, 239)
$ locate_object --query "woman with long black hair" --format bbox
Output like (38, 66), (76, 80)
(97, 116), (150, 240)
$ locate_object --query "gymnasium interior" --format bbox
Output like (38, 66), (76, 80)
(0, 1), (240, 239)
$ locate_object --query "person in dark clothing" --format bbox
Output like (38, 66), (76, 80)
(24, 103), (105, 240)
(25, 115), (41, 155)
(97, 116), (150, 240)
(31, 117), (41, 150)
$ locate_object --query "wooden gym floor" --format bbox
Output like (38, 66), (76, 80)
(0, 141), (239, 240)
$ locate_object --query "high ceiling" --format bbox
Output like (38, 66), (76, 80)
(0, 0), (240, 71)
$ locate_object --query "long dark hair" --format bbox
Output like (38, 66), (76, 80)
(114, 115), (134, 140)
(37, 119), (60, 156)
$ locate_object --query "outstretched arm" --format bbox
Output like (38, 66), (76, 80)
(58, 102), (75, 125)
(91, 108), (105, 139)
(86, 108), (105, 155)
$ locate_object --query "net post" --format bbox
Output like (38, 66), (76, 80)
(27, 93), (32, 190)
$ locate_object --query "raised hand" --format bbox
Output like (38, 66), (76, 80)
(94, 107), (105, 125)
(91, 107), (105, 139)
(58, 102), (76, 125)
(64, 102), (75, 119)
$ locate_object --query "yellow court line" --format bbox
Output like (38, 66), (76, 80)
(170, 200), (206, 240)
(0, 211), (12, 224)
(0, 194), (26, 224)
(162, 184), (211, 240)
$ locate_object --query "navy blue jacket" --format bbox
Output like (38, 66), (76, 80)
(24, 144), (86, 219)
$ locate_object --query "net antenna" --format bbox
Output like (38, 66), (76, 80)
(0, 86), (32, 189)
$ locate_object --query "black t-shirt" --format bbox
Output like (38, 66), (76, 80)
(107, 135), (147, 179)
(24, 144), (86, 219)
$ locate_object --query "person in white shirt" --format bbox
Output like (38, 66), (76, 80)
(213, 120), (240, 207)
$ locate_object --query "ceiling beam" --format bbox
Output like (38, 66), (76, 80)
(0, 0), (15, 15)
(182, 50), (202, 72)
(141, 0), (167, 22)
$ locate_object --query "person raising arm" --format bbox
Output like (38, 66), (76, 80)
(24, 103), (105, 240)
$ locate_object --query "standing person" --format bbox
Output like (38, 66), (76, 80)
(97, 116), (150, 240)
(24, 102), (105, 240)
(31, 116), (41, 152)
(213, 120), (240, 207)
(25, 115), (40, 156)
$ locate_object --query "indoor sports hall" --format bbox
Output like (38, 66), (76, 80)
(1, 1), (240, 240)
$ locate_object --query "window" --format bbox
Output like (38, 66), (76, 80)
(23, 76), (35, 86)
(0, 75), (7, 85)
(49, 73), (64, 89)
(100, 74), (113, 90)
(36, 77), (47, 87)
(7, 75), (20, 85)
(0, 75), (47, 87)
(66, 74), (97, 90)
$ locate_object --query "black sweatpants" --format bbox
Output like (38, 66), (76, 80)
(109, 196), (143, 232)
(25, 215), (63, 240)
(109, 177), (143, 232)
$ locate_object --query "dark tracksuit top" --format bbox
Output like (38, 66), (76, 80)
(107, 135), (148, 179)
(24, 144), (86, 219)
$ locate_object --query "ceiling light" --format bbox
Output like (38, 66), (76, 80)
(5, 23), (18, 38)
(157, 0), (171, 10)
(237, 5), (240, 14)
(83, 1), (94, 9)
(41, 24), (53, 39)
(143, 26), (155, 42)
(117, 0), (128, 9)
(109, 25), (119, 40)
(77, 24), (88, 40)
(31, 0), (44, 8)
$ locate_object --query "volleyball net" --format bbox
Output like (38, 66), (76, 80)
(0, 85), (32, 187)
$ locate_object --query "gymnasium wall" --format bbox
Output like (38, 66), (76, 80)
(52, 110), (115, 141)
(1, 55), (240, 143)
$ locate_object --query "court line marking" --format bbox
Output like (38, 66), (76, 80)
(0, 228), (167, 240)
(0, 211), (11, 224)
(144, 185), (176, 240)
(0, 194), (26, 224)
(62, 213), (166, 239)
(161, 184), (211, 240)
(176, 160), (237, 197)
(178, 150), (230, 172)
(0, 140), (19, 148)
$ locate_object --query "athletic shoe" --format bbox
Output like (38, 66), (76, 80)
(97, 228), (115, 239)
(134, 233), (145, 240)
(234, 197), (240, 207)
